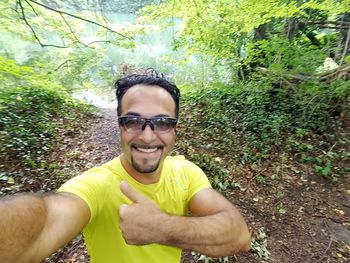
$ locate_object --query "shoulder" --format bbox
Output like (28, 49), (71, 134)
(87, 157), (121, 175)
(57, 158), (123, 220)
(81, 157), (122, 180)
(59, 157), (122, 192)
(165, 155), (212, 203)
(164, 155), (209, 184)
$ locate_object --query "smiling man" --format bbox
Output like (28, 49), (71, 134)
(118, 84), (177, 181)
(0, 74), (250, 263)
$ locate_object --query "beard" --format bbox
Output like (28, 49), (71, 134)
(131, 155), (161, 173)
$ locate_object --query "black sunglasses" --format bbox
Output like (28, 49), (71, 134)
(118, 116), (177, 133)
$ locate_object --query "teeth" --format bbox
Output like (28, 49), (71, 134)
(136, 147), (158, 153)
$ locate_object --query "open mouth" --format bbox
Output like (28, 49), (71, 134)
(132, 145), (163, 153)
(135, 147), (158, 153)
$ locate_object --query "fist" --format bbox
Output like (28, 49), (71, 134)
(119, 181), (166, 245)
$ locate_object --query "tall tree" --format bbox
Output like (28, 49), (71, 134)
(140, 0), (350, 79)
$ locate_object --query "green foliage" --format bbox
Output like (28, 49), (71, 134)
(0, 85), (89, 165)
(255, 175), (266, 185)
(141, 0), (301, 59)
(183, 152), (237, 193)
(53, 48), (105, 89)
(246, 36), (328, 74)
(0, 54), (63, 91)
(299, 150), (346, 180)
(251, 227), (270, 259)
(191, 252), (229, 263)
(140, 0), (348, 72)
(0, 0), (134, 49)
(0, 56), (92, 174)
(277, 203), (287, 215)
(177, 78), (349, 180)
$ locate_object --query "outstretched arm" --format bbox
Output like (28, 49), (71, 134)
(0, 192), (90, 263)
(119, 181), (250, 257)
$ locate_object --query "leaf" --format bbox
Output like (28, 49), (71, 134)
(333, 208), (345, 216)
(7, 177), (15, 184)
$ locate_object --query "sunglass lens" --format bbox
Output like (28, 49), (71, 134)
(153, 118), (176, 132)
(123, 117), (143, 132)
(119, 117), (176, 133)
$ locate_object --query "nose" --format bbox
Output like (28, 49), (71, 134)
(139, 124), (156, 143)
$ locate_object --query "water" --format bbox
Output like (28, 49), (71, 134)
(1, 2), (220, 108)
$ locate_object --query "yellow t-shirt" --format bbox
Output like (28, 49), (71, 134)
(57, 155), (211, 263)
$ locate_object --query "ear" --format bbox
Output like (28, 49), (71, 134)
(174, 122), (179, 133)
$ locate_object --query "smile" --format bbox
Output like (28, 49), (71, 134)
(135, 147), (159, 153)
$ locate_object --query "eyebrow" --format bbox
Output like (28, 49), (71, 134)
(124, 112), (172, 118)
(124, 112), (141, 116)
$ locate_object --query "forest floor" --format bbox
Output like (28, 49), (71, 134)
(4, 108), (349, 262)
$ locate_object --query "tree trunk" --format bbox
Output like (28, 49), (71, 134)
(254, 23), (268, 41)
(335, 13), (350, 65)
(238, 24), (269, 80)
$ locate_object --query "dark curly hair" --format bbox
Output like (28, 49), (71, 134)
(115, 74), (181, 118)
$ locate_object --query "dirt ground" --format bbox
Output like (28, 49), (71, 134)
(3, 108), (349, 262)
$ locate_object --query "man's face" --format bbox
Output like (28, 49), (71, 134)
(119, 84), (176, 180)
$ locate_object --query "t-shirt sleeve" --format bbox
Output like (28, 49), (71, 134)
(57, 167), (110, 222)
(184, 160), (212, 201)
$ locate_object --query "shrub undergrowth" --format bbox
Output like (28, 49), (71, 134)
(0, 86), (92, 177)
(177, 79), (349, 181)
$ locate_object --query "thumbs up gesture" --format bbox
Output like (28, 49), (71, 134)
(119, 181), (167, 245)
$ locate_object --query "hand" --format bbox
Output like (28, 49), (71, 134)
(119, 181), (166, 245)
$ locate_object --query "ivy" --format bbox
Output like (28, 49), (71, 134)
(0, 56), (92, 175)
(177, 78), (349, 176)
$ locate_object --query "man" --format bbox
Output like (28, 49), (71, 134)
(0, 74), (250, 263)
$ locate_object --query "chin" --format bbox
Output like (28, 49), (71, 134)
(135, 167), (158, 174)
(132, 160), (161, 174)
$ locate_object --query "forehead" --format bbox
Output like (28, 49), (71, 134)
(121, 84), (176, 117)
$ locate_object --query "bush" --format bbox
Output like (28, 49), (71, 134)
(178, 79), (349, 165)
(0, 85), (91, 167)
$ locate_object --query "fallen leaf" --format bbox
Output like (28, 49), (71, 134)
(345, 245), (350, 253)
(7, 177), (15, 184)
(333, 208), (345, 216)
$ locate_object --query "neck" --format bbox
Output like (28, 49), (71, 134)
(120, 154), (162, 184)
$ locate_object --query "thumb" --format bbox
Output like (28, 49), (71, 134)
(119, 204), (129, 216)
(120, 181), (146, 203)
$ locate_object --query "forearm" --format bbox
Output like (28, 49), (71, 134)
(0, 194), (48, 262)
(119, 183), (251, 256)
(159, 210), (251, 257)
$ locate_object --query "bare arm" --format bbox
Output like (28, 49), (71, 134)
(0, 192), (90, 263)
(164, 188), (251, 256)
(119, 182), (251, 257)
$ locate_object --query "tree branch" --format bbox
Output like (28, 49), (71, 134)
(256, 63), (350, 83)
(23, 0), (39, 17)
(59, 13), (86, 47)
(59, 13), (112, 47)
(54, 59), (71, 71)
(97, 0), (111, 26)
(27, 0), (134, 40)
(86, 40), (112, 46)
(306, 20), (350, 29)
(17, 0), (69, 48)
(15, 0), (74, 48)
